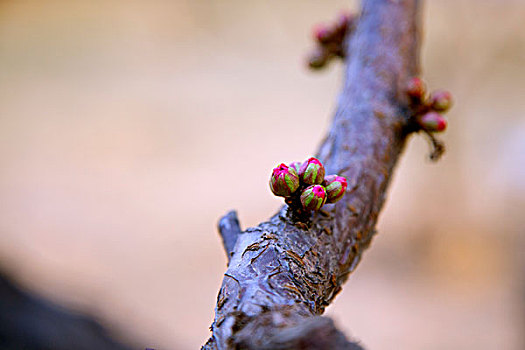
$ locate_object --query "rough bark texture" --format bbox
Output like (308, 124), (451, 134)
(205, 0), (422, 348)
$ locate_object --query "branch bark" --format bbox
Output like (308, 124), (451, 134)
(218, 211), (242, 263)
(204, 0), (422, 348)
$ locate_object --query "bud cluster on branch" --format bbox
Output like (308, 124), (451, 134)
(270, 157), (347, 216)
(406, 77), (453, 133)
(307, 12), (356, 70)
(405, 77), (454, 161)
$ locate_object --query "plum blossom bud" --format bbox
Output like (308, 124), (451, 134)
(418, 111), (447, 132)
(308, 50), (329, 69)
(430, 90), (453, 112)
(312, 24), (333, 44)
(323, 175), (348, 203)
(269, 163), (300, 197)
(335, 12), (354, 33)
(289, 161), (302, 174)
(300, 185), (327, 211)
(406, 77), (426, 100)
(299, 157), (326, 185)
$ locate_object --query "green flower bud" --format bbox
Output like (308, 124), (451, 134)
(299, 157), (326, 185)
(418, 111), (447, 132)
(300, 185), (327, 211)
(323, 175), (348, 203)
(289, 161), (302, 174)
(308, 50), (329, 70)
(430, 90), (453, 112)
(269, 163), (300, 197)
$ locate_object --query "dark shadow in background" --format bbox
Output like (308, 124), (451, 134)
(0, 270), (133, 350)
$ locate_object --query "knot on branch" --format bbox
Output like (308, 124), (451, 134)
(404, 77), (454, 161)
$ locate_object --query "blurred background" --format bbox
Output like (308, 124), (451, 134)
(0, 0), (524, 349)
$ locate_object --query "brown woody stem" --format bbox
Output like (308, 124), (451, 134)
(204, 0), (422, 348)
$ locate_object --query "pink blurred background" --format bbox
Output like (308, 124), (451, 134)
(0, 0), (524, 349)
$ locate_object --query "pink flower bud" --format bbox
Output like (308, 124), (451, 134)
(418, 111), (447, 132)
(312, 24), (333, 44)
(299, 157), (326, 185)
(335, 12), (354, 33)
(430, 90), (453, 112)
(300, 185), (327, 211)
(289, 161), (302, 174)
(406, 77), (426, 100)
(269, 163), (300, 197)
(323, 175), (348, 203)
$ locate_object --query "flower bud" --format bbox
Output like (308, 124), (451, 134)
(308, 50), (328, 70)
(300, 185), (327, 211)
(418, 111), (447, 132)
(270, 163), (300, 197)
(430, 90), (453, 112)
(323, 175), (348, 203)
(299, 157), (326, 185)
(406, 77), (426, 100)
(335, 12), (354, 34)
(289, 161), (302, 174)
(312, 24), (333, 45)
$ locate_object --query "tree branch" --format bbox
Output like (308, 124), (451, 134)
(218, 210), (242, 263)
(204, 0), (422, 348)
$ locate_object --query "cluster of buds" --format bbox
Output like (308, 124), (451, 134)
(406, 77), (453, 133)
(307, 12), (356, 70)
(270, 157), (347, 215)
